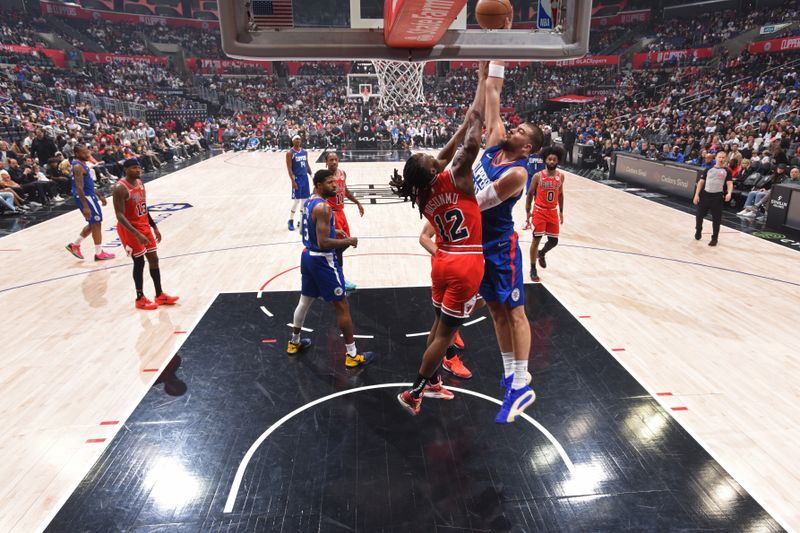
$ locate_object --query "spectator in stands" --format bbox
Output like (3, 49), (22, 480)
(561, 123), (576, 166)
(0, 162), (36, 207)
(789, 167), (800, 183)
(0, 141), (19, 165)
(45, 156), (71, 195)
(738, 163), (787, 217)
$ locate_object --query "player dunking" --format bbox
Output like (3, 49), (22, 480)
(65, 144), (115, 261)
(112, 159), (179, 310)
(525, 146), (565, 282)
(392, 66), (486, 415)
(286, 135), (312, 231)
(287, 169), (374, 368)
(472, 58), (543, 423)
(325, 151), (364, 291)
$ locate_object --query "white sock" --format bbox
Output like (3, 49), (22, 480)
(345, 342), (357, 357)
(95, 245), (103, 255)
(502, 352), (514, 377)
(74, 236), (84, 245)
(291, 332), (301, 344)
(512, 360), (529, 390)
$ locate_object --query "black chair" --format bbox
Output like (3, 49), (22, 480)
(125, 3), (154, 13)
(154, 5), (182, 16)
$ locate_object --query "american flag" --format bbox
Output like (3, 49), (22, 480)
(250, 0), (294, 28)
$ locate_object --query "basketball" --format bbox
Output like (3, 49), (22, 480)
(475, 0), (513, 29)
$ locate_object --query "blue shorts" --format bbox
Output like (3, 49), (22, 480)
(300, 249), (346, 302)
(74, 193), (103, 223)
(480, 232), (524, 308)
(292, 176), (310, 200)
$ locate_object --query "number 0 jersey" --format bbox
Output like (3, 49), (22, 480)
(120, 178), (148, 229)
(534, 170), (563, 210)
(326, 168), (347, 212)
(421, 170), (482, 254)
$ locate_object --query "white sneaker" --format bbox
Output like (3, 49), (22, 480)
(53, 195), (65, 203)
(742, 210), (756, 218)
(737, 209), (749, 216)
(28, 201), (42, 207)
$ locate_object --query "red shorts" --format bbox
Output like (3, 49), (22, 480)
(431, 251), (484, 319)
(532, 206), (560, 238)
(118, 224), (157, 258)
(333, 209), (350, 237)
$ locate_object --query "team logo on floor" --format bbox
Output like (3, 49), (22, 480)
(104, 202), (194, 248)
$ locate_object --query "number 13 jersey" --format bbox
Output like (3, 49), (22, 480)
(120, 178), (149, 230)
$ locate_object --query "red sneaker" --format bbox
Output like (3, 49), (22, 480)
(94, 250), (115, 261)
(453, 330), (465, 349)
(422, 378), (455, 400)
(442, 354), (473, 379)
(155, 292), (180, 305)
(135, 296), (159, 310)
(397, 390), (422, 415)
(65, 243), (83, 259)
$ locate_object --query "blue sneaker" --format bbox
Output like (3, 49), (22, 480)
(495, 385), (536, 424)
(501, 371), (533, 391)
(287, 219), (295, 231)
(344, 280), (357, 291)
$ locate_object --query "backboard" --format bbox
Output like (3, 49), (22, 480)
(218, 0), (592, 62)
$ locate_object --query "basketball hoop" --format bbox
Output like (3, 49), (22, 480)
(371, 60), (425, 111)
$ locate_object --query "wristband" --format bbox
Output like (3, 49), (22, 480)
(488, 63), (505, 79)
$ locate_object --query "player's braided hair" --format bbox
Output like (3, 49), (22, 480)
(390, 154), (432, 219)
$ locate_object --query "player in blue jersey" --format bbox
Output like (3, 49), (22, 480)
(65, 144), (115, 261)
(472, 59), (544, 423)
(522, 150), (545, 230)
(287, 169), (375, 368)
(286, 134), (312, 231)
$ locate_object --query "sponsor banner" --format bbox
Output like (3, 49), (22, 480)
(591, 9), (650, 28)
(548, 94), (602, 103)
(383, 0), (468, 48)
(760, 23), (791, 35)
(0, 44), (66, 67)
(449, 61), (532, 69)
(612, 153), (700, 199)
(632, 47), (713, 68)
(40, 0), (219, 30)
(545, 55), (619, 67)
(586, 85), (617, 97)
(185, 58), (273, 74)
(748, 36), (800, 55)
(84, 52), (168, 66)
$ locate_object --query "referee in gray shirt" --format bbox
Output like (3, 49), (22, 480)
(694, 151), (733, 246)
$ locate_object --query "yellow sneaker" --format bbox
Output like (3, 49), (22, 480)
(287, 338), (311, 355)
(345, 351), (375, 368)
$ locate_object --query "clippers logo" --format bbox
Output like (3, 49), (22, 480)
(334, 287), (344, 296)
(511, 288), (520, 302)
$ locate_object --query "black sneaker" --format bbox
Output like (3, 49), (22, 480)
(530, 266), (540, 283)
(708, 238), (718, 247)
(538, 251), (547, 269)
(694, 230), (702, 240)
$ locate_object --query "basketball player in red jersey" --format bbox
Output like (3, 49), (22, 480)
(525, 146), (566, 283)
(391, 67), (487, 415)
(112, 159), (179, 310)
(325, 151), (364, 291)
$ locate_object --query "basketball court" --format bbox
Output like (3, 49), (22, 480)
(2, 0), (799, 531)
(1, 149), (797, 531)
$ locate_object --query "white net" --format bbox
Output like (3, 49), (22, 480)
(371, 60), (425, 111)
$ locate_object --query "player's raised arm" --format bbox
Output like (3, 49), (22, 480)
(484, 58), (506, 148)
(435, 62), (488, 170)
(451, 110), (484, 195)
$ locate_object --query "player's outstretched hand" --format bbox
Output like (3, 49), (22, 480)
(357, 202), (365, 217)
(348, 237), (358, 249)
(336, 229), (347, 238)
(504, 16), (512, 30)
(154, 227), (162, 243)
(478, 61), (489, 79)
